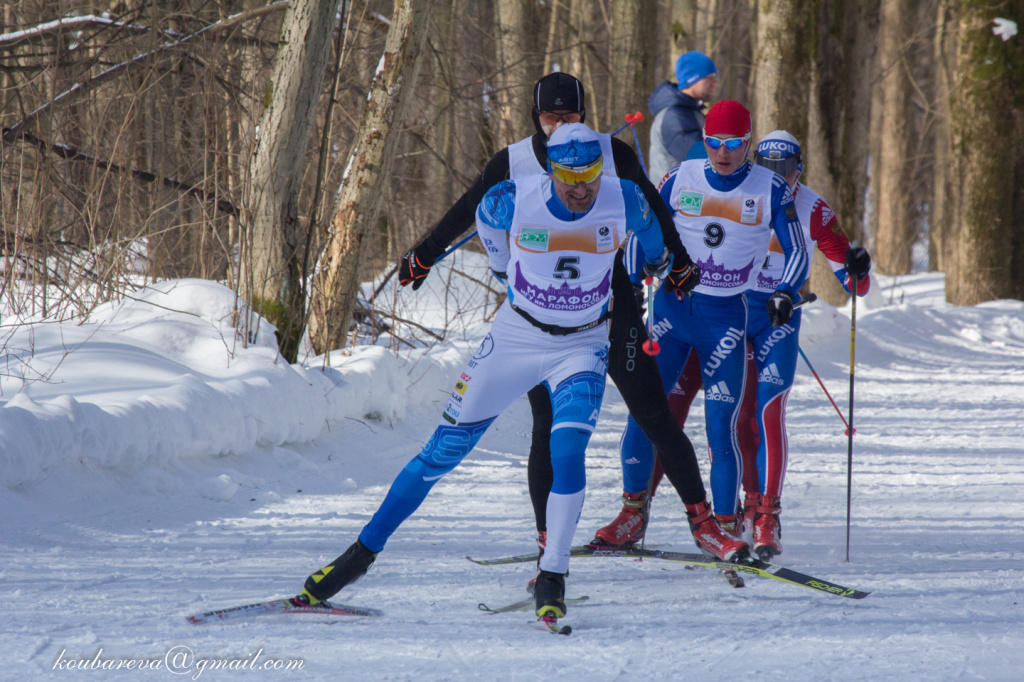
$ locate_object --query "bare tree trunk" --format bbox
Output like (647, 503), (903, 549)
(946, 2), (1020, 306)
(308, 0), (435, 355)
(751, 0), (811, 140)
(493, 0), (536, 145)
(710, 0), (754, 103)
(610, 0), (658, 153)
(661, 0), (698, 81)
(805, 0), (878, 306)
(242, 0), (338, 360)
(873, 0), (915, 275)
(930, 0), (956, 275)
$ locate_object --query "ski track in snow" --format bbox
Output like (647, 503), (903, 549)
(1, 268), (1022, 680)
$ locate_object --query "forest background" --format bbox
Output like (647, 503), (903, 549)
(2, 0), (1022, 361)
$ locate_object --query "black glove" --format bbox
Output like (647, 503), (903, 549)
(398, 237), (445, 290)
(642, 247), (670, 279)
(845, 246), (871, 280)
(665, 257), (701, 299)
(767, 290), (795, 328)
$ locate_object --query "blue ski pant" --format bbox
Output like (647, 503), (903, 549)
(360, 305), (609, 573)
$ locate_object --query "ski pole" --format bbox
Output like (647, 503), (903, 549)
(624, 111), (647, 175)
(641, 276), (660, 356)
(435, 231), (477, 263)
(797, 345), (853, 435)
(846, 243), (860, 563)
(795, 292), (818, 308)
(793, 293), (854, 434)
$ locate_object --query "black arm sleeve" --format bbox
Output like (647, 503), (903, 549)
(606, 251), (706, 504)
(415, 147), (512, 260)
(610, 137), (689, 263)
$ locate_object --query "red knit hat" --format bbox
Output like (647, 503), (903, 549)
(703, 100), (751, 137)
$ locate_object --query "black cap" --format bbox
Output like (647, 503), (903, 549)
(533, 72), (585, 113)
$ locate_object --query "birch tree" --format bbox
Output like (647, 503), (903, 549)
(242, 0), (339, 360)
(308, 0), (435, 355)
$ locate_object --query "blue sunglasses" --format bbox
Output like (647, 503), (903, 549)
(704, 134), (749, 151)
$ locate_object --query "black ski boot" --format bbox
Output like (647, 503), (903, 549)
(299, 539), (377, 605)
(534, 569), (567, 619)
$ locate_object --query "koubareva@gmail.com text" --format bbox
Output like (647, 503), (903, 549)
(53, 646), (304, 678)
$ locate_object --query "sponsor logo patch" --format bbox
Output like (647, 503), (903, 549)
(741, 197), (759, 224)
(595, 224), (615, 252)
(518, 227), (550, 251)
(677, 191), (704, 214)
(472, 334), (494, 360)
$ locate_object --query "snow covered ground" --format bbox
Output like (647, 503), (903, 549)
(2, 254), (1023, 680)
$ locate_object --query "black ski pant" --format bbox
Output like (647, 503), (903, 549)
(527, 251), (707, 533)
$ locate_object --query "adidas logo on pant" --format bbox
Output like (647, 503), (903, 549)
(706, 381), (736, 403)
(758, 363), (786, 386)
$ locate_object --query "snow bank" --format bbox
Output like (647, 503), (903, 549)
(0, 278), (476, 489)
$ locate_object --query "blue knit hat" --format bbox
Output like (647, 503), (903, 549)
(675, 51), (716, 89)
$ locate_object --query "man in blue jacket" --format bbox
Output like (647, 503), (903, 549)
(647, 51), (718, 184)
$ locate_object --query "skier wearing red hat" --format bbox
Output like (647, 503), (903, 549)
(591, 100), (809, 552)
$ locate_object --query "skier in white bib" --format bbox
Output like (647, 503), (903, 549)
(397, 73), (744, 587)
(593, 100), (809, 549)
(297, 123), (670, 622)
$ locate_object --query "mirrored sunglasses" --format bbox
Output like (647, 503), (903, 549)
(549, 159), (603, 185)
(704, 134), (750, 151)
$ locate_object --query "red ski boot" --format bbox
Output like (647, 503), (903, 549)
(740, 491), (759, 545)
(589, 491), (649, 548)
(685, 499), (749, 561)
(753, 494), (783, 561)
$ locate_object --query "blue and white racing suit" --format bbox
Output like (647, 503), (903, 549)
(619, 159), (808, 516)
(360, 172), (666, 573)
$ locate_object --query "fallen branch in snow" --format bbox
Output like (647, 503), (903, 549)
(352, 304), (441, 344)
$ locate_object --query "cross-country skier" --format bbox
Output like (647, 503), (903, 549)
(697, 130), (874, 558)
(647, 51), (718, 183)
(297, 124), (672, 622)
(619, 131), (874, 561)
(397, 73), (746, 577)
(592, 101), (810, 548)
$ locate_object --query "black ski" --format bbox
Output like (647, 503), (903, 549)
(468, 545), (869, 599)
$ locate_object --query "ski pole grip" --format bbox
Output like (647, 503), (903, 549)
(794, 292), (818, 309)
